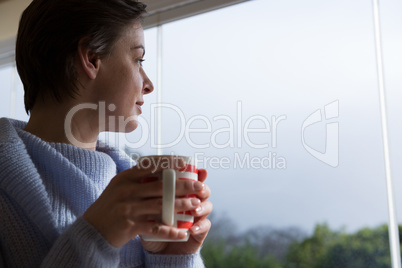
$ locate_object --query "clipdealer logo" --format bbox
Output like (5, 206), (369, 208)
(301, 100), (339, 167)
(63, 100), (340, 169)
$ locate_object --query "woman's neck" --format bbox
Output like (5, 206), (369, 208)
(24, 99), (99, 151)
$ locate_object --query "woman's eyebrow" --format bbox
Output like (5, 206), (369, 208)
(131, 45), (145, 57)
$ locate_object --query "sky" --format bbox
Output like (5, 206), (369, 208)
(1, 0), (402, 236)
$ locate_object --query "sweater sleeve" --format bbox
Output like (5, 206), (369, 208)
(41, 217), (121, 268)
(143, 249), (205, 268)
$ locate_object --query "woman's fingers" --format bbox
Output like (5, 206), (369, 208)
(191, 199), (213, 217)
(115, 197), (203, 219)
(174, 197), (201, 212)
(127, 179), (205, 199)
(137, 222), (188, 240)
(125, 198), (162, 216)
(198, 169), (207, 183)
(194, 182), (210, 200)
(140, 239), (168, 253)
(175, 180), (205, 195)
(189, 218), (211, 243)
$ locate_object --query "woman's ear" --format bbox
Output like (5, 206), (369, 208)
(77, 39), (100, 80)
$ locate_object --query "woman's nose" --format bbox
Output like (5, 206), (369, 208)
(142, 70), (154, 94)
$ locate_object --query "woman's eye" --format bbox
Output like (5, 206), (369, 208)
(136, 59), (145, 66)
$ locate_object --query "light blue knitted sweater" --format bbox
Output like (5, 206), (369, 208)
(0, 118), (204, 267)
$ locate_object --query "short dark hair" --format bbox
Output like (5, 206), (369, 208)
(16, 0), (147, 114)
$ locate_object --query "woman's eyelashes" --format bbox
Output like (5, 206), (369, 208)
(136, 58), (145, 66)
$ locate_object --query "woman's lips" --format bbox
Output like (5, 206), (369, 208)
(136, 102), (143, 114)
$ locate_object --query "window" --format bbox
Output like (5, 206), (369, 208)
(0, 64), (29, 122)
(1, 0), (402, 266)
(143, 0), (402, 266)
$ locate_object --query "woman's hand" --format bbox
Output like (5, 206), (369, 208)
(82, 156), (207, 248)
(140, 169), (213, 254)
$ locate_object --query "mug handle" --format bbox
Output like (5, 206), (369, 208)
(162, 169), (175, 226)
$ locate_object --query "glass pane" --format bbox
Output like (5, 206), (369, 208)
(161, 0), (393, 266)
(382, 0), (402, 256)
(0, 64), (29, 122)
(0, 65), (12, 118)
(13, 70), (29, 122)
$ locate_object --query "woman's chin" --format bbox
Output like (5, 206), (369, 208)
(124, 121), (138, 133)
(106, 116), (139, 133)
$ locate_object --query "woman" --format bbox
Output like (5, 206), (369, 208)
(0, 0), (212, 267)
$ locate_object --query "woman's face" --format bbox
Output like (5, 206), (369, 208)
(92, 23), (153, 133)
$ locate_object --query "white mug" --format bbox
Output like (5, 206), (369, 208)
(139, 155), (198, 242)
